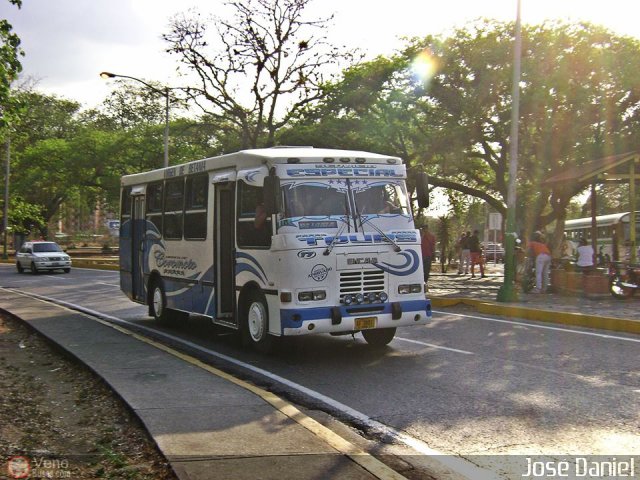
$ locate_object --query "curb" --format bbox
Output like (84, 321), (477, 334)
(431, 297), (640, 335)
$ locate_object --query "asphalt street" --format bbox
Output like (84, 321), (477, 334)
(1, 264), (639, 479)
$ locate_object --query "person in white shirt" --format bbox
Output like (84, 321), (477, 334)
(576, 238), (594, 273)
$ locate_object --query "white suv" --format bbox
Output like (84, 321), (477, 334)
(16, 241), (72, 274)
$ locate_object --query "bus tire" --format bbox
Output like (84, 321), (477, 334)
(241, 289), (274, 354)
(362, 327), (396, 347)
(150, 279), (173, 325)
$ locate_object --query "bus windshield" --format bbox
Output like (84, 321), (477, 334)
(352, 182), (409, 216)
(282, 182), (349, 219)
(280, 179), (411, 232)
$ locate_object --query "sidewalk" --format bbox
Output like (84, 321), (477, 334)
(0, 289), (405, 480)
(427, 265), (640, 334)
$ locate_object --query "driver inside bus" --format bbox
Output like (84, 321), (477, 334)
(254, 202), (267, 230)
(357, 187), (399, 214)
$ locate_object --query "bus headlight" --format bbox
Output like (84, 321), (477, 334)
(298, 290), (327, 302)
(398, 284), (422, 294)
(342, 291), (388, 305)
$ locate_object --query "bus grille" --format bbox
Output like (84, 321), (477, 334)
(340, 270), (385, 296)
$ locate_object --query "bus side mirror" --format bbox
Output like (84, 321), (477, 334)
(263, 174), (281, 215)
(416, 172), (429, 209)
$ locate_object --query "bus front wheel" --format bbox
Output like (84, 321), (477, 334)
(241, 290), (274, 354)
(362, 327), (396, 347)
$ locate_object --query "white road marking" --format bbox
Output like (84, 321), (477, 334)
(394, 336), (474, 354)
(433, 309), (640, 344)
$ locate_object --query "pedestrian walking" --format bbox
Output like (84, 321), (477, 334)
(420, 224), (437, 286)
(469, 230), (485, 278)
(528, 232), (551, 293)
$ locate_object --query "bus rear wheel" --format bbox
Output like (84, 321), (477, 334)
(362, 327), (396, 347)
(241, 290), (274, 354)
(150, 279), (173, 325)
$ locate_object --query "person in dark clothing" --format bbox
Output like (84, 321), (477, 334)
(421, 224), (437, 286)
(469, 230), (485, 278)
(458, 232), (471, 275)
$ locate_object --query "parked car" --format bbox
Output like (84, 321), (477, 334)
(16, 241), (72, 274)
(483, 242), (505, 262)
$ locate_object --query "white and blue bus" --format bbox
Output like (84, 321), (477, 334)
(119, 147), (432, 351)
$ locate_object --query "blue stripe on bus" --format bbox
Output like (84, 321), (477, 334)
(235, 252), (268, 283)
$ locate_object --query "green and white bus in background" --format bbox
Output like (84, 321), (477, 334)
(119, 147), (432, 352)
(564, 211), (640, 261)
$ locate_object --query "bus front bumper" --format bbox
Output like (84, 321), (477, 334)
(280, 299), (431, 336)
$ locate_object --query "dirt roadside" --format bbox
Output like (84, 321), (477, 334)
(0, 312), (177, 480)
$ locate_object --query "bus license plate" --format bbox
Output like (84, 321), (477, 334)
(355, 317), (377, 330)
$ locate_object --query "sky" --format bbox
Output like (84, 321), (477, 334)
(2, 0), (640, 110)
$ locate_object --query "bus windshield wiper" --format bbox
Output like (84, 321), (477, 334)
(358, 210), (401, 252)
(323, 217), (349, 256)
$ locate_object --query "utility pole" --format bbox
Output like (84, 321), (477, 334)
(497, 0), (522, 302)
(3, 137), (10, 259)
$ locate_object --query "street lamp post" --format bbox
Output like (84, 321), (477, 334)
(100, 72), (171, 169)
(3, 137), (9, 259)
(497, 0), (522, 302)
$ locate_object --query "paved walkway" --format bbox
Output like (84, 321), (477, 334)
(427, 264), (640, 325)
(0, 289), (409, 480)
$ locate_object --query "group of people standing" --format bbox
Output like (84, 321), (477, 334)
(456, 230), (485, 278)
(527, 232), (596, 294)
(420, 221), (603, 295)
(420, 226), (487, 291)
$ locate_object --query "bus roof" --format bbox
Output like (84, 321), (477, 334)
(564, 211), (640, 229)
(121, 147), (403, 186)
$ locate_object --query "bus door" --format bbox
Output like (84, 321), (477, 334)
(131, 193), (146, 302)
(215, 182), (236, 323)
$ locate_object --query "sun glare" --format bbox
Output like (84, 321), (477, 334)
(411, 50), (438, 82)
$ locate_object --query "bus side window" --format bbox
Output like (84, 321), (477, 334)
(237, 182), (271, 248)
(185, 174), (208, 240)
(120, 187), (132, 238)
(146, 182), (163, 236)
(164, 178), (185, 240)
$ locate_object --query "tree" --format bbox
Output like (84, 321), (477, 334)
(8, 196), (44, 235)
(437, 215), (452, 272)
(163, 0), (356, 148)
(288, 21), (640, 244)
(0, 0), (23, 127)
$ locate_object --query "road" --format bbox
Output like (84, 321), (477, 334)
(2, 265), (639, 478)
